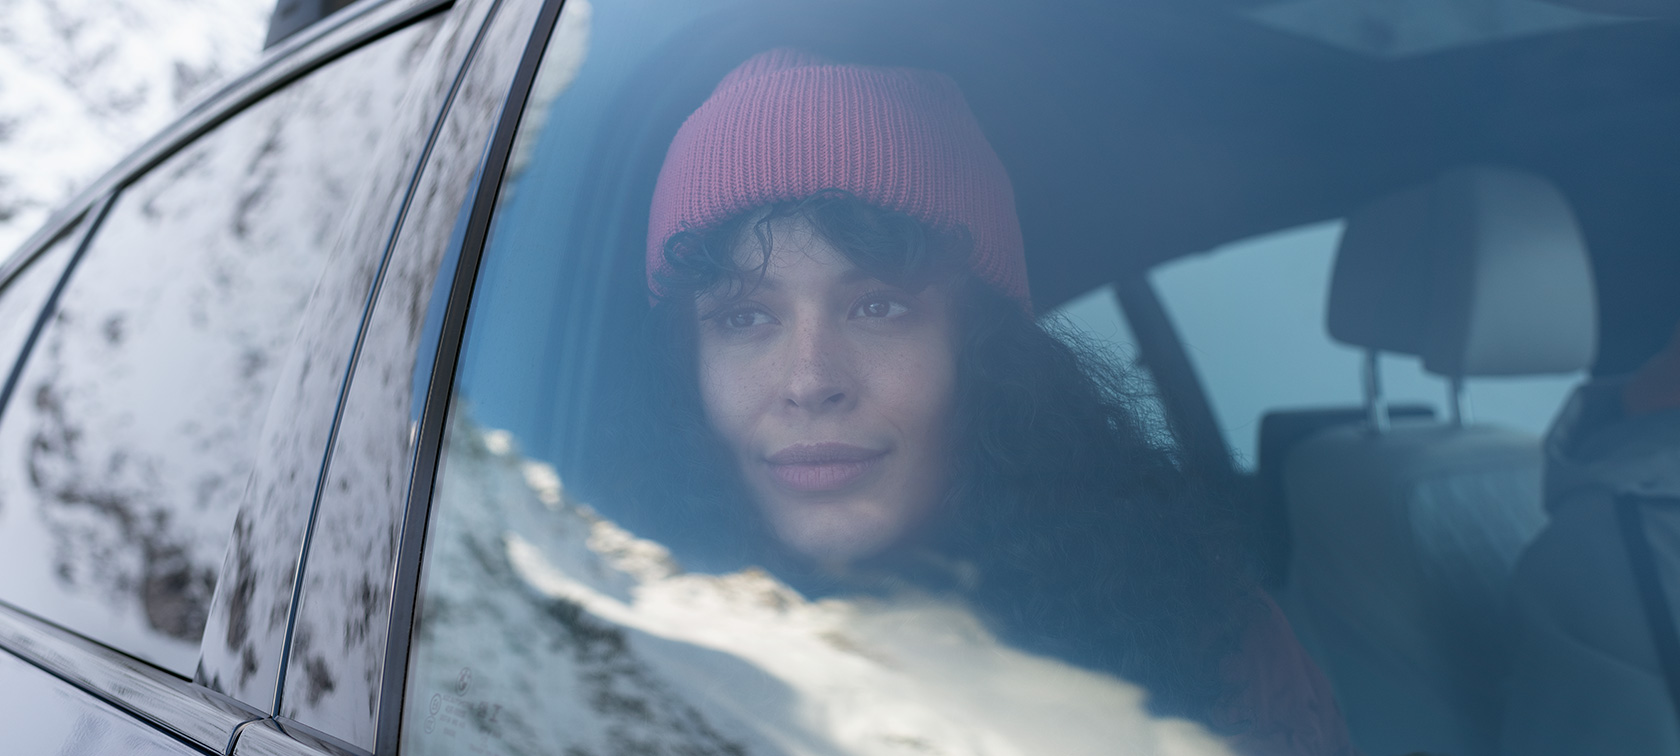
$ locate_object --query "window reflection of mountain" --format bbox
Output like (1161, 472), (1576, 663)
(24, 360), (218, 641)
(404, 406), (1235, 756)
(3, 129), (300, 651)
(0, 27), (437, 665)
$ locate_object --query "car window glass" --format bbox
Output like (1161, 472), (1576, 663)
(400, 2), (1261, 755)
(394, 1), (1677, 755)
(0, 18), (443, 675)
(0, 226), (82, 382)
(1049, 284), (1174, 451)
(1153, 220), (1581, 469)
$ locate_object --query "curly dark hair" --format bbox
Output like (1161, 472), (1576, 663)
(589, 190), (1262, 725)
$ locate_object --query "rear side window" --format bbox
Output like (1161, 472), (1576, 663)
(1050, 283), (1173, 451)
(1153, 220), (1581, 468)
(0, 20), (441, 675)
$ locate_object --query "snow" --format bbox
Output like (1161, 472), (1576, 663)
(0, 0), (271, 254)
(0, 5), (440, 676)
(401, 405), (1237, 756)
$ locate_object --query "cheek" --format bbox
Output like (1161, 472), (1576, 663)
(900, 356), (957, 425)
(873, 334), (959, 453)
(696, 348), (764, 449)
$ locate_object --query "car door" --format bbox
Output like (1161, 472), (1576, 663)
(0, 0), (480, 752)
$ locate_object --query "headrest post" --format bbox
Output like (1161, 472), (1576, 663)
(1363, 349), (1389, 434)
(1448, 376), (1466, 428)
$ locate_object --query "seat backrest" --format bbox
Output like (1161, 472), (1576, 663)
(1282, 165), (1596, 756)
(1254, 403), (1433, 587)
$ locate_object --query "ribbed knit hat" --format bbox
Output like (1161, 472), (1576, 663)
(647, 48), (1029, 306)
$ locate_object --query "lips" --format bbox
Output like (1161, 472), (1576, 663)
(764, 443), (886, 493)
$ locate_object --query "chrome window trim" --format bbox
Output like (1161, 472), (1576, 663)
(0, 601), (264, 754)
(234, 717), (367, 756)
(0, 0), (456, 278)
(0, 207), (89, 299)
(0, 195), (109, 459)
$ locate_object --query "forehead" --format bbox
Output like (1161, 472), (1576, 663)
(730, 216), (873, 288)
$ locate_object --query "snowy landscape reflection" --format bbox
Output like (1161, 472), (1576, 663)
(0, 28), (436, 674)
(403, 405), (1235, 756)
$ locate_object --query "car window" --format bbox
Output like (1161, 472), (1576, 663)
(391, 2), (1679, 756)
(398, 2), (1273, 756)
(0, 17), (443, 676)
(0, 225), (83, 382)
(1153, 220), (1581, 469)
(1049, 283), (1174, 451)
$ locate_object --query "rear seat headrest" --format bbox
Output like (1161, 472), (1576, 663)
(1328, 165), (1597, 379)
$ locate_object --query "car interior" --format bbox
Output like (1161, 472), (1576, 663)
(473, 2), (1680, 754)
(1281, 165), (1594, 756)
(15, 0), (1677, 753)
(4, 0), (1638, 753)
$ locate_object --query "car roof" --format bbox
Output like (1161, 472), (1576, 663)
(7, 0), (1673, 319)
(942, 3), (1680, 309)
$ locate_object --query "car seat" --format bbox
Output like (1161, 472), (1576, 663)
(1500, 366), (1680, 749)
(1500, 485), (1680, 756)
(1256, 404), (1434, 588)
(1281, 166), (1597, 756)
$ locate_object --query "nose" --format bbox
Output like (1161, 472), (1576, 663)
(780, 319), (855, 413)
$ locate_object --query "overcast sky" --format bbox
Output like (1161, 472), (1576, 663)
(0, 0), (271, 253)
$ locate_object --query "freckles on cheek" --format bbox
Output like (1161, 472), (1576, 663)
(697, 352), (765, 445)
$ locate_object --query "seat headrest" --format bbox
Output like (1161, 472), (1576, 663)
(1328, 165), (1597, 378)
(1327, 179), (1440, 356)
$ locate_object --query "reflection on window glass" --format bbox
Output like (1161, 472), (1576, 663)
(1153, 220), (1579, 469)
(0, 227), (80, 381)
(402, 3), (1355, 755)
(0, 20), (440, 675)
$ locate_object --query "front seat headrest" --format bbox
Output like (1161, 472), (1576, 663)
(1328, 165), (1597, 379)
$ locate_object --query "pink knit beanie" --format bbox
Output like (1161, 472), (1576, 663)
(647, 48), (1029, 306)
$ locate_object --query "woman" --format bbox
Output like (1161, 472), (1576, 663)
(601, 47), (1356, 756)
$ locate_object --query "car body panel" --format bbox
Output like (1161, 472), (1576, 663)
(233, 717), (374, 756)
(276, 0), (555, 748)
(0, 644), (210, 756)
(0, 604), (260, 752)
(195, 0), (503, 714)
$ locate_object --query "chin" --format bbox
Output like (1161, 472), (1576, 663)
(762, 498), (907, 566)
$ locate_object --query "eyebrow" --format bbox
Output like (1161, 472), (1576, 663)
(840, 267), (876, 285)
(700, 262), (892, 305)
(742, 265), (881, 292)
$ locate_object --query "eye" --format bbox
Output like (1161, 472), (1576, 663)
(851, 294), (910, 320)
(716, 307), (772, 330)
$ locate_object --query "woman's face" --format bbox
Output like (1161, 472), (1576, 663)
(695, 215), (959, 566)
